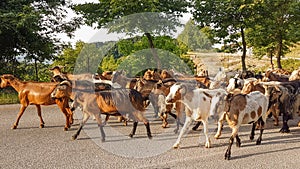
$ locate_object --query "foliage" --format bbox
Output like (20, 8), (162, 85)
(17, 62), (52, 82)
(118, 49), (193, 77)
(52, 41), (85, 73)
(0, 89), (19, 105)
(53, 35), (192, 74)
(73, 0), (190, 69)
(177, 19), (213, 51)
(245, 0), (300, 68)
(0, 0), (82, 79)
(100, 55), (120, 71)
(73, 0), (189, 30)
(192, 0), (258, 72)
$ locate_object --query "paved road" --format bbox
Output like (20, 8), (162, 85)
(0, 104), (300, 169)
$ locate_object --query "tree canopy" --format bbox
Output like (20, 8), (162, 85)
(73, 0), (190, 69)
(245, 0), (300, 68)
(193, 0), (300, 70)
(0, 0), (82, 77)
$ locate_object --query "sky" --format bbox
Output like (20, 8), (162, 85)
(59, 0), (192, 45)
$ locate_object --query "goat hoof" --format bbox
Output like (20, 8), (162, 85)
(148, 134), (153, 139)
(298, 121), (300, 127)
(249, 135), (254, 140)
(11, 125), (17, 129)
(64, 127), (69, 131)
(40, 124), (44, 128)
(162, 123), (168, 128)
(101, 138), (105, 142)
(225, 155), (231, 160)
(214, 134), (220, 139)
(173, 144), (179, 149)
(173, 129), (179, 134)
(205, 143), (211, 148)
(129, 134), (133, 138)
(256, 140), (262, 145)
(71, 135), (77, 140)
(279, 128), (290, 133)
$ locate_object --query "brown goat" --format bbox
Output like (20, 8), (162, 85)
(51, 83), (152, 141)
(0, 74), (73, 130)
(51, 80), (127, 125)
(263, 70), (290, 82)
(49, 66), (94, 82)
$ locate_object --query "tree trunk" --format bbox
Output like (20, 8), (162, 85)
(240, 27), (247, 73)
(34, 59), (38, 81)
(276, 35), (283, 69)
(145, 33), (161, 70)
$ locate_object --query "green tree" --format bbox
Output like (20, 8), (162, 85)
(193, 0), (259, 72)
(0, 0), (82, 80)
(73, 0), (190, 69)
(177, 19), (213, 51)
(246, 0), (300, 69)
(52, 41), (85, 73)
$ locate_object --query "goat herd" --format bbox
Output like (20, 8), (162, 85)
(1, 66), (300, 160)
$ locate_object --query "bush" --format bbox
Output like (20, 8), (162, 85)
(0, 88), (19, 105)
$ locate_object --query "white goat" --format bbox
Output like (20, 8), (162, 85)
(217, 90), (269, 160)
(165, 82), (227, 149)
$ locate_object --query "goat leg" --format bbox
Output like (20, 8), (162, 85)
(256, 118), (265, 145)
(192, 121), (202, 131)
(144, 122), (152, 139)
(173, 116), (192, 149)
(250, 123), (256, 140)
(12, 105), (27, 129)
(99, 124), (106, 142)
(236, 135), (241, 147)
(72, 125), (83, 140)
(129, 121), (138, 138)
(214, 112), (226, 139)
(36, 105), (45, 128)
(280, 113), (291, 133)
(225, 135), (234, 160)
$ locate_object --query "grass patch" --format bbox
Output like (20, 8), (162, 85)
(0, 89), (19, 105)
(281, 58), (300, 72)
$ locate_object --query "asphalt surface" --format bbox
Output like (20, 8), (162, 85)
(1, 104), (300, 169)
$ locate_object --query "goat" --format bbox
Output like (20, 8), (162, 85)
(51, 80), (127, 125)
(49, 66), (93, 82)
(241, 80), (280, 126)
(259, 80), (300, 132)
(152, 79), (184, 132)
(220, 90), (269, 160)
(226, 75), (257, 93)
(0, 74), (73, 130)
(51, 81), (152, 141)
(289, 69), (300, 81)
(263, 69), (290, 82)
(165, 82), (228, 149)
(143, 69), (161, 81)
(111, 70), (137, 89)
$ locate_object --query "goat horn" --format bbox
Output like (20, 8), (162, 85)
(60, 80), (71, 86)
